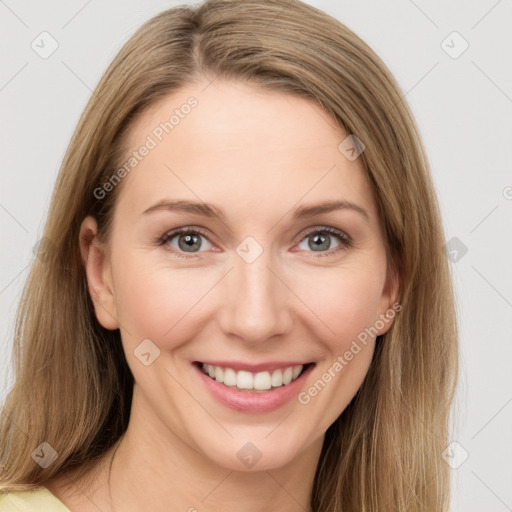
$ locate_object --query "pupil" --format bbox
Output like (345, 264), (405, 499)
(310, 233), (330, 251)
(179, 234), (201, 252)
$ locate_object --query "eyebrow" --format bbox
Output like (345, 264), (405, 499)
(140, 199), (370, 223)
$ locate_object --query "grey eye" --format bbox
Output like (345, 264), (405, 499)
(167, 231), (213, 253)
(297, 232), (342, 252)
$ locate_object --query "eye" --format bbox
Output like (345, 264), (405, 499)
(158, 225), (352, 259)
(158, 227), (214, 258)
(294, 227), (352, 256)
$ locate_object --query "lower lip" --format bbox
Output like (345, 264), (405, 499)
(193, 363), (315, 414)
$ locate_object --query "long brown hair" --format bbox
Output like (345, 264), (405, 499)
(0, 1), (458, 509)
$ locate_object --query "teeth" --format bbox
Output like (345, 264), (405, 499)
(223, 367), (237, 386)
(253, 371), (272, 391)
(282, 367), (293, 385)
(201, 363), (304, 391)
(214, 366), (224, 383)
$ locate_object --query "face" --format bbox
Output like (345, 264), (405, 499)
(81, 79), (398, 472)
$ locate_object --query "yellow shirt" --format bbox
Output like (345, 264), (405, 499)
(0, 487), (71, 511)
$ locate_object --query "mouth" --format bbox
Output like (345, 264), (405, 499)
(193, 361), (314, 392)
(191, 360), (316, 413)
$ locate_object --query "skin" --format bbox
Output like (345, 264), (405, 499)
(46, 78), (398, 511)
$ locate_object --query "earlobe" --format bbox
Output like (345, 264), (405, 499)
(79, 216), (119, 330)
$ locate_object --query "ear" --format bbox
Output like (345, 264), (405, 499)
(375, 261), (401, 336)
(79, 216), (119, 330)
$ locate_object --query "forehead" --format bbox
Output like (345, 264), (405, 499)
(116, 79), (376, 221)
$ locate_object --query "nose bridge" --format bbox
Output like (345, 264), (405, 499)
(217, 246), (292, 343)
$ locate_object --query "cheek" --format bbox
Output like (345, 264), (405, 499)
(111, 254), (212, 345)
(293, 262), (386, 344)
(292, 268), (383, 425)
(112, 246), (386, 356)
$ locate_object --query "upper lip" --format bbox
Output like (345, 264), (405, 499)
(194, 360), (314, 373)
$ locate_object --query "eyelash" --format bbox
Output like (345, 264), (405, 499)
(157, 226), (352, 259)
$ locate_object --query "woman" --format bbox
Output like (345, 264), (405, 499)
(0, 0), (458, 510)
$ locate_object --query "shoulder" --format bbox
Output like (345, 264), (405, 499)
(0, 487), (71, 512)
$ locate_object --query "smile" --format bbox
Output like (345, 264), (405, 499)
(192, 361), (316, 413)
(199, 362), (310, 391)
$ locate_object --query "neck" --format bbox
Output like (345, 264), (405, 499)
(108, 386), (323, 512)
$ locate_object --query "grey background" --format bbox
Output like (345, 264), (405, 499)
(1, 0), (511, 510)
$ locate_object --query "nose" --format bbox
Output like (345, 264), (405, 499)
(216, 249), (294, 345)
